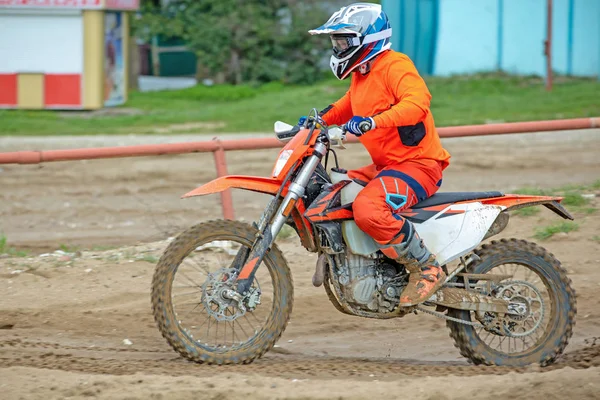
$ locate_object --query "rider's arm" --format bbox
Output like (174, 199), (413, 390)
(320, 90), (353, 126)
(372, 59), (431, 128)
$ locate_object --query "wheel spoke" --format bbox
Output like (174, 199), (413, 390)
(178, 271), (203, 289)
(174, 300), (204, 308)
(482, 329), (492, 345)
(186, 256), (210, 277)
(249, 311), (263, 325)
(206, 315), (212, 345)
(243, 314), (257, 333)
(173, 291), (201, 298)
(180, 302), (203, 322)
(215, 320), (219, 347)
(223, 314), (227, 347)
(496, 335), (506, 351)
(193, 313), (210, 333)
(235, 318), (250, 339)
(230, 320), (238, 345)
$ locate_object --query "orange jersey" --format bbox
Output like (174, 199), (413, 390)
(322, 50), (450, 170)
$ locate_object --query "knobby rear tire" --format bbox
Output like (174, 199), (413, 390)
(447, 238), (576, 367)
(151, 220), (293, 365)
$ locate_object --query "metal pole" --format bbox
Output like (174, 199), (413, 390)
(212, 138), (235, 220)
(545, 0), (553, 91)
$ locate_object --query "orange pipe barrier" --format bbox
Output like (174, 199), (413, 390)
(1, 117), (598, 166)
(437, 117), (599, 137)
(212, 139), (234, 220)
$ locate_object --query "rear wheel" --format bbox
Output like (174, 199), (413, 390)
(151, 220), (293, 364)
(447, 239), (576, 366)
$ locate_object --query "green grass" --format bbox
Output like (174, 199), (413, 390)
(561, 193), (589, 207)
(513, 181), (598, 214)
(136, 254), (159, 264)
(592, 235), (600, 243)
(513, 187), (555, 196)
(0, 235), (29, 258)
(2, 74), (600, 135)
(580, 207), (598, 214)
(534, 221), (579, 240)
(59, 243), (80, 253)
(89, 245), (118, 252)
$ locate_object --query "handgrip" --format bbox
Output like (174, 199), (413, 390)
(358, 119), (372, 132)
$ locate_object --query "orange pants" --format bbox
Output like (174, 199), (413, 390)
(350, 159), (443, 244)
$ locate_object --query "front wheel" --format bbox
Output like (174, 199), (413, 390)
(151, 220), (293, 365)
(447, 239), (576, 367)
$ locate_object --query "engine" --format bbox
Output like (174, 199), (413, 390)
(334, 250), (408, 313)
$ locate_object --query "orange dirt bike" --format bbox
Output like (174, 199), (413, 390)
(152, 110), (576, 366)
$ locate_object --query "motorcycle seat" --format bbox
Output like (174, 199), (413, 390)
(411, 191), (504, 209)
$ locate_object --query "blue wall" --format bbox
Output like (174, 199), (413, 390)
(382, 0), (440, 75)
(383, 0), (600, 77)
(571, 0), (600, 75)
(552, 0), (570, 74)
(501, 0), (546, 75)
(433, 0), (498, 75)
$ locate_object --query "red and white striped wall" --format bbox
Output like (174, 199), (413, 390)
(0, 73), (82, 109)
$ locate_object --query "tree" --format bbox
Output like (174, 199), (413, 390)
(134, 0), (329, 85)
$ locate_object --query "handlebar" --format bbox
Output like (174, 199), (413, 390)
(278, 107), (377, 147)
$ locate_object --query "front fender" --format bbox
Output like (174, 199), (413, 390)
(182, 175), (284, 198)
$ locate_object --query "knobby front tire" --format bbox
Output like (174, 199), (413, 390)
(151, 220), (293, 365)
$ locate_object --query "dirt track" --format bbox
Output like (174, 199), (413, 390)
(1, 130), (600, 399)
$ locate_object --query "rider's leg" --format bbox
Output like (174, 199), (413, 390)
(378, 220), (445, 306)
(352, 160), (445, 306)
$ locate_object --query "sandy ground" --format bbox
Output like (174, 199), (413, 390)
(1, 129), (599, 399)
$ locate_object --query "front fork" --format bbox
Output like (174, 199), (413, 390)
(232, 142), (327, 296)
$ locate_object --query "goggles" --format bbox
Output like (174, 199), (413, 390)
(330, 34), (360, 56)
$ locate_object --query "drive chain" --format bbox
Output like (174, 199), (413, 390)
(416, 306), (526, 338)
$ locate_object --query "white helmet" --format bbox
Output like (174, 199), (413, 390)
(309, 3), (392, 80)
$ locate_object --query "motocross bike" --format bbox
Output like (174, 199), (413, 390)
(152, 110), (576, 367)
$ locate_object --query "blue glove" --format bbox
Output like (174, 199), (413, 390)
(346, 116), (375, 136)
(297, 116), (307, 127)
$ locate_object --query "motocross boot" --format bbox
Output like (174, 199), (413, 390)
(378, 221), (446, 307)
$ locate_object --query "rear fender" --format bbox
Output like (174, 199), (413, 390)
(182, 175), (285, 198)
(475, 194), (574, 220)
